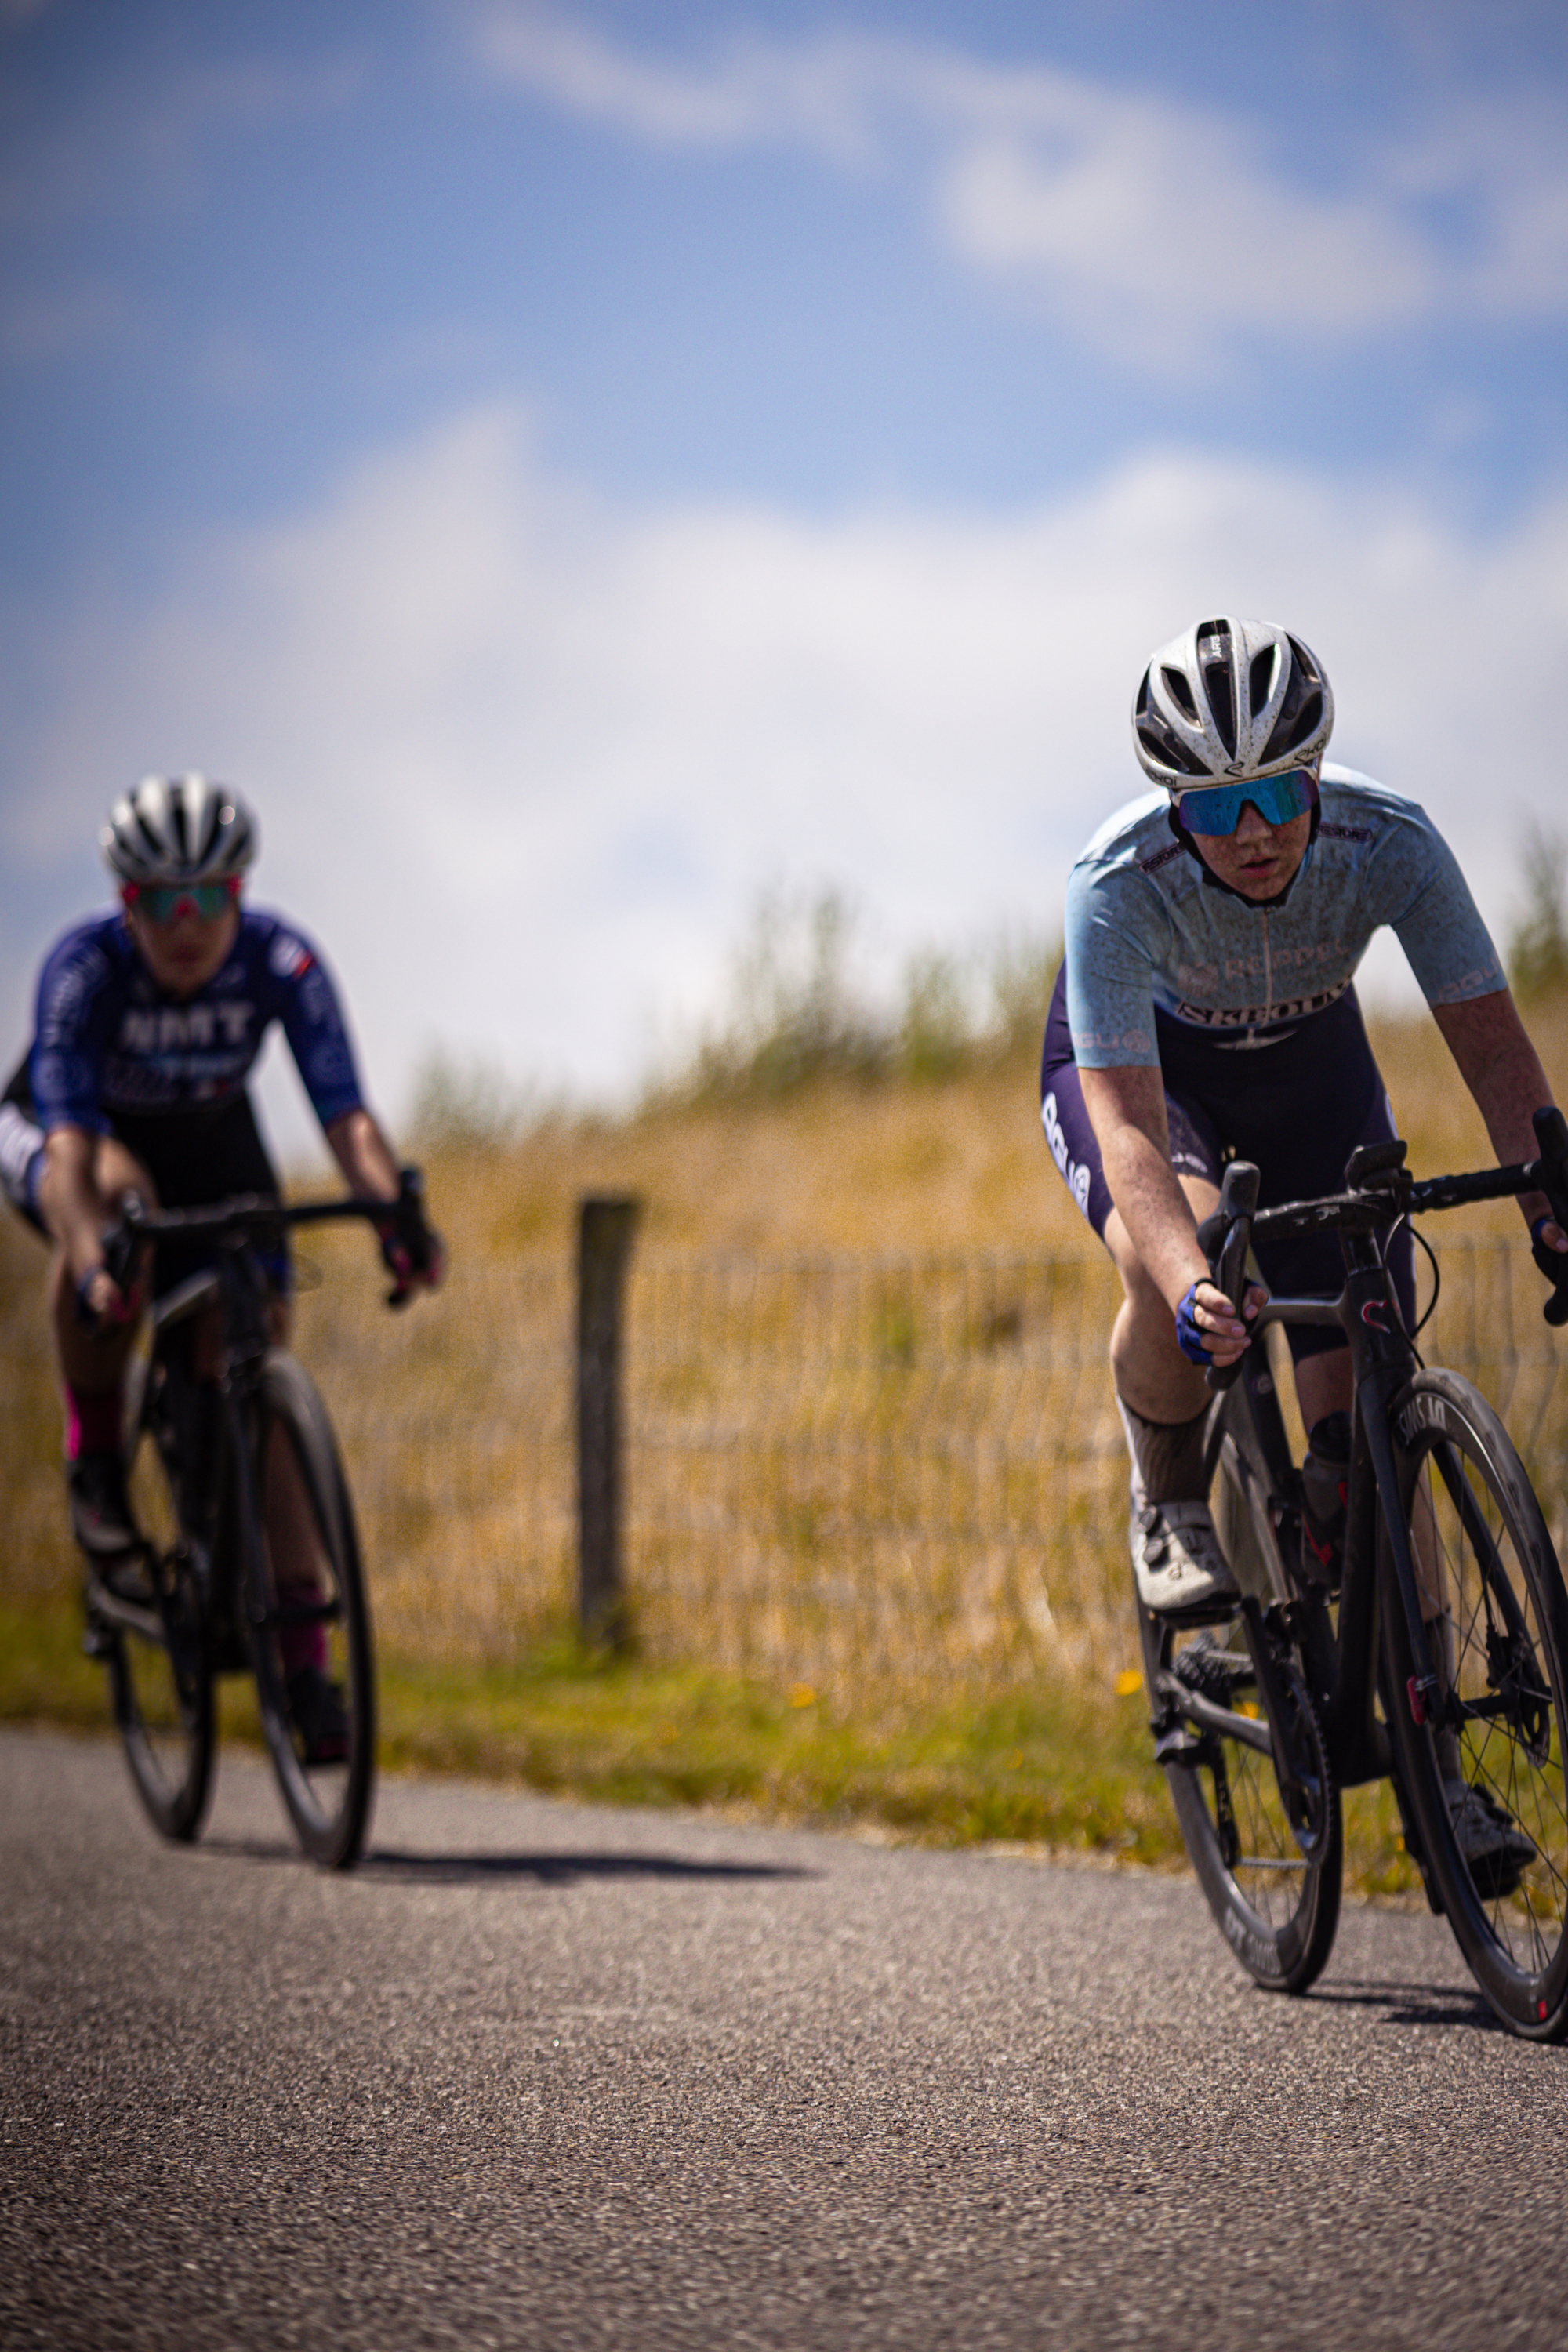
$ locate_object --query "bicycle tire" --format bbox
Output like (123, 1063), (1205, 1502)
(1142, 1394), (1343, 1994)
(111, 1364), (216, 1843)
(240, 1351), (376, 1868)
(1380, 1369), (1568, 2042)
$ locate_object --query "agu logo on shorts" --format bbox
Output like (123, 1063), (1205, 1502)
(1041, 1091), (1092, 1218)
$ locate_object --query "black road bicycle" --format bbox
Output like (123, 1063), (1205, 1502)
(83, 1170), (430, 1870)
(1142, 1107), (1568, 2042)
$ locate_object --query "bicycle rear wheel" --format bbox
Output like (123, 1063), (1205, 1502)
(111, 1369), (216, 1843)
(1381, 1370), (1568, 2042)
(241, 1352), (375, 1868)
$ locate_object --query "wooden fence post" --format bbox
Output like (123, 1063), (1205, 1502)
(576, 1195), (641, 1646)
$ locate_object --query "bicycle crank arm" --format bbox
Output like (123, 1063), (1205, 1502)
(1152, 1669), (1275, 1759)
(83, 1570), (163, 1650)
(1240, 1595), (1316, 1820)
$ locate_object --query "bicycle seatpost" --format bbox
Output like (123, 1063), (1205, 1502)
(1203, 1160), (1260, 1395)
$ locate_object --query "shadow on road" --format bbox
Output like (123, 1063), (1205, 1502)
(201, 1836), (815, 1884)
(359, 1849), (815, 1886)
(1312, 1976), (1501, 2035)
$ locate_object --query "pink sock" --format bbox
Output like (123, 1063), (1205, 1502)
(64, 1385), (123, 1461)
(276, 1589), (328, 1676)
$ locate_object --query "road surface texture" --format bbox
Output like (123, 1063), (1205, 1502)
(3, 1726), (1566, 2352)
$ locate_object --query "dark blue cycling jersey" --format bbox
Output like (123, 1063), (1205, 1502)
(28, 907), (365, 1135)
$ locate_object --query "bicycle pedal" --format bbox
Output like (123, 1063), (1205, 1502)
(1152, 1723), (1206, 1766)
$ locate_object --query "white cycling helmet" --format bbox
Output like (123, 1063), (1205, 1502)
(101, 774), (257, 887)
(1132, 617), (1333, 788)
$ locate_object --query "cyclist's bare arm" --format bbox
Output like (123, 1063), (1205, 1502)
(1079, 1063), (1261, 1367)
(324, 1109), (444, 1293)
(324, 1106), (403, 1204)
(1431, 989), (1566, 1252)
(38, 1125), (151, 1319)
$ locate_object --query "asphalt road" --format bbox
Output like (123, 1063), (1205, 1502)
(4, 1726), (1567, 2352)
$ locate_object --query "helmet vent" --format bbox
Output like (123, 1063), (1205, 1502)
(100, 774), (258, 887)
(1136, 720), (1207, 777)
(1202, 658), (1236, 757)
(1260, 681), (1323, 767)
(1129, 616), (1333, 789)
(1160, 666), (1198, 722)
(1248, 646), (1278, 719)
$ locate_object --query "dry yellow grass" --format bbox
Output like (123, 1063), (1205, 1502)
(418, 1004), (1568, 1262)
(3, 1006), (1566, 1703)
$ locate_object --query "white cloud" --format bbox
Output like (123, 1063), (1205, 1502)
(934, 122), (1432, 362)
(470, 9), (885, 160)
(4, 404), (1567, 1163)
(469, 6), (1568, 365)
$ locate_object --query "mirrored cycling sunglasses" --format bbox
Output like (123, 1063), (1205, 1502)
(122, 877), (241, 924)
(1173, 768), (1319, 837)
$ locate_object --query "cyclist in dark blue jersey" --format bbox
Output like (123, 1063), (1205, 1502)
(3, 776), (441, 1648)
(1041, 618), (1566, 1634)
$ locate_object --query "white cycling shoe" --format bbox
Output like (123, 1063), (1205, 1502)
(1131, 1501), (1239, 1614)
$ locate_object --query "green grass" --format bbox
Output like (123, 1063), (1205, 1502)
(0, 1596), (1425, 1898)
(0, 1598), (112, 1730)
(376, 1638), (1181, 1860)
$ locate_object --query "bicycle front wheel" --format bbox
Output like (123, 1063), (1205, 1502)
(111, 1374), (216, 1843)
(1381, 1370), (1568, 2042)
(1144, 1597), (1342, 1995)
(240, 1352), (376, 1868)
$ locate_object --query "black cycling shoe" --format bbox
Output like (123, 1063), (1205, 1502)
(1446, 1777), (1537, 1903)
(80, 1552), (154, 1661)
(67, 1451), (137, 1556)
(80, 1584), (117, 1661)
(286, 1665), (351, 1766)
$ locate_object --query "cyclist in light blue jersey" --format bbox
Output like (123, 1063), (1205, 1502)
(1040, 617), (1566, 1668)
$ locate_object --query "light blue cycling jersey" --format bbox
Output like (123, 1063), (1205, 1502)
(1063, 765), (1503, 1069)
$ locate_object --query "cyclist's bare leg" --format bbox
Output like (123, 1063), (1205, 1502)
(1295, 1347), (1353, 1430)
(261, 1410), (330, 1675)
(1104, 1177), (1225, 1524)
(1105, 1175), (1221, 1423)
(41, 1135), (155, 1397)
(1111, 1185), (1356, 1425)
(187, 1292), (289, 1382)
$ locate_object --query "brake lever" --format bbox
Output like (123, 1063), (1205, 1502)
(379, 1163), (434, 1308)
(1529, 1109), (1568, 1328)
(1530, 1105), (1568, 1200)
(1204, 1160), (1260, 1394)
(100, 1188), (147, 1299)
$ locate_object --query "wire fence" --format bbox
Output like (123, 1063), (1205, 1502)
(310, 1233), (1567, 1699)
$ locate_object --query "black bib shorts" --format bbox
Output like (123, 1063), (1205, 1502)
(1039, 963), (1415, 1363)
(2, 1055), (289, 1298)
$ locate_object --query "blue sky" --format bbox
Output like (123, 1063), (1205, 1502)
(5, 0), (1568, 1157)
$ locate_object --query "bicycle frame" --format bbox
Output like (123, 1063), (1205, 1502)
(88, 1237), (278, 1667)
(89, 1175), (425, 1664)
(1173, 1107), (1568, 1801)
(1219, 1236), (1416, 1795)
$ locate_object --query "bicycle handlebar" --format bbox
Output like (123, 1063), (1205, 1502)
(100, 1166), (432, 1303)
(1199, 1107), (1568, 1334)
(1197, 1161), (1259, 1394)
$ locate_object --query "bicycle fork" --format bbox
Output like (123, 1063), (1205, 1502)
(1341, 1240), (1449, 1733)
